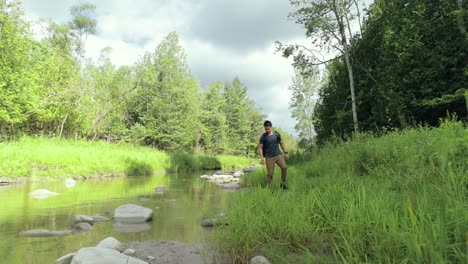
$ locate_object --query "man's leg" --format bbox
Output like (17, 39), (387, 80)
(265, 157), (276, 186)
(276, 156), (287, 188)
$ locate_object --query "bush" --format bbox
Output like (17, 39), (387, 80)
(124, 159), (153, 176)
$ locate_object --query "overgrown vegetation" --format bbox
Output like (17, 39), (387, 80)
(0, 137), (253, 180)
(210, 121), (468, 263)
(0, 1), (274, 156)
(281, 0), (467, 147)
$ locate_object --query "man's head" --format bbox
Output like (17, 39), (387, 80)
(263, 120), (272, 133)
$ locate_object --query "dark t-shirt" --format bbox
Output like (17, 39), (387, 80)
(259, 131), (282, 158)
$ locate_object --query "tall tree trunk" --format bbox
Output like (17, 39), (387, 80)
(59, 113), (68, 139)
(343, 50), (359, 132)
(457, 0), (466, 35)
(333, 2), (359, 133)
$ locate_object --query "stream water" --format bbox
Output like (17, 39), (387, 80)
(0, 172), (231, 264)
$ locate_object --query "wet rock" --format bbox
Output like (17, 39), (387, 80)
(138, 197), (149, 203)
(0, 178), (11, 186)
(113, 222), (151, 233)
(103, 210), (113, 215)
(19, 229), (72, 237)
(92, 215), (110, 222)
(73, 222), (93, 232)
(201, 214), (228, 227)
(70, 247), (148, 264)
(55, 252), (75, 264)
(250, 255), (271, 264)
(218, 182), (241, 191)
(243, 164), (261, 173)
(29, 189), (59, 199)
(155, 185), (168, 194)
(119, 240), (230, 264)
(123, 248), (136, 255)
(114, 204), (153, 223)
(69, 215), (95, 226)
(97, 237), (121, 250)
(201, 170), (244, 191)
(233, 171), (244, 177)
(64, 178), (76, 188)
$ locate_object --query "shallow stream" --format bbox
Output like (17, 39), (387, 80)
(0, 172), (230, 264)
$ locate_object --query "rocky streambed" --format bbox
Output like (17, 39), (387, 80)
(16, 165), (272, 264)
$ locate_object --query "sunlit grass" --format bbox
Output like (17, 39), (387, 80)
(211, 121), (468, 263)
(0, 137), (253, 180)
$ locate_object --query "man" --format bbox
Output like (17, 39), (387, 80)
(258, 120), (289, 189)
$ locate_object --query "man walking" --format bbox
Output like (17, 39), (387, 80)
(258, 120), (289, 189)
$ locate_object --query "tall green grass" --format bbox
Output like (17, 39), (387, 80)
(0, 137), (253, 180)
(211, 121), (468, 263)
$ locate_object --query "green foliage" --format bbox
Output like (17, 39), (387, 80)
(0, 0), (35, 129)
(289, 67), (319, 150)
(223, 78), (254, 155)
(126, 32), (202, 150)
(69, 3), (96, 35)
(199, 78), (266, 156)
(313, 0), (468, 143)
(0, 4), (278, 156)
(211, 121), (468, 263)
(0, 137), (253, 179)
(124, 158), (154, 176)
(200, 82), (229, 154)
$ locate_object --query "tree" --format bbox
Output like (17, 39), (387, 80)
(200, 82), (228, 154)
(312, 0), (467, 143)
(244, 99), (266, 158)
(0, 0), (35, 135)
(68, 3), (96, 61)
(313, 59), (352, 144)
(129, 32), (201, 150)
(82, 47), (136, 141)
(289, 67), (319, 149)
(279, 0), (362, 132)
(223, 78), (251, 155)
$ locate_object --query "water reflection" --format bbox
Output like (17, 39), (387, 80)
(0, 171), (231, 264)
(113, 222), (151, 233)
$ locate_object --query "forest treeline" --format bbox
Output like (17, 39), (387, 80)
(0, 1), (292, 155)
(285, 0), (467, 146)
(1, 0), (467, 154)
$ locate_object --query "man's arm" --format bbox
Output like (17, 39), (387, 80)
(258, 143), (265, 164)
(279, 141), (289, 161)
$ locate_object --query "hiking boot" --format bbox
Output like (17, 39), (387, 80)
(280, 183), (288, 190)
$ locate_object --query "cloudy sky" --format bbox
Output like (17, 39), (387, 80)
(22, 0), (307, 136)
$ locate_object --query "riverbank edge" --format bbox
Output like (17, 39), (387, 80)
(0, 137), (255, 185)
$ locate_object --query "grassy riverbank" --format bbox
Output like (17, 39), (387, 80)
(211, 121), (468, 263)
(0, 137), (253, 180)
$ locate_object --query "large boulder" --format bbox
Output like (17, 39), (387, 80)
(97, 237), (121, 250)
(55, 253), (75, 264)
(114, 204), (153, 223)
(70, 247), (148, 264)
